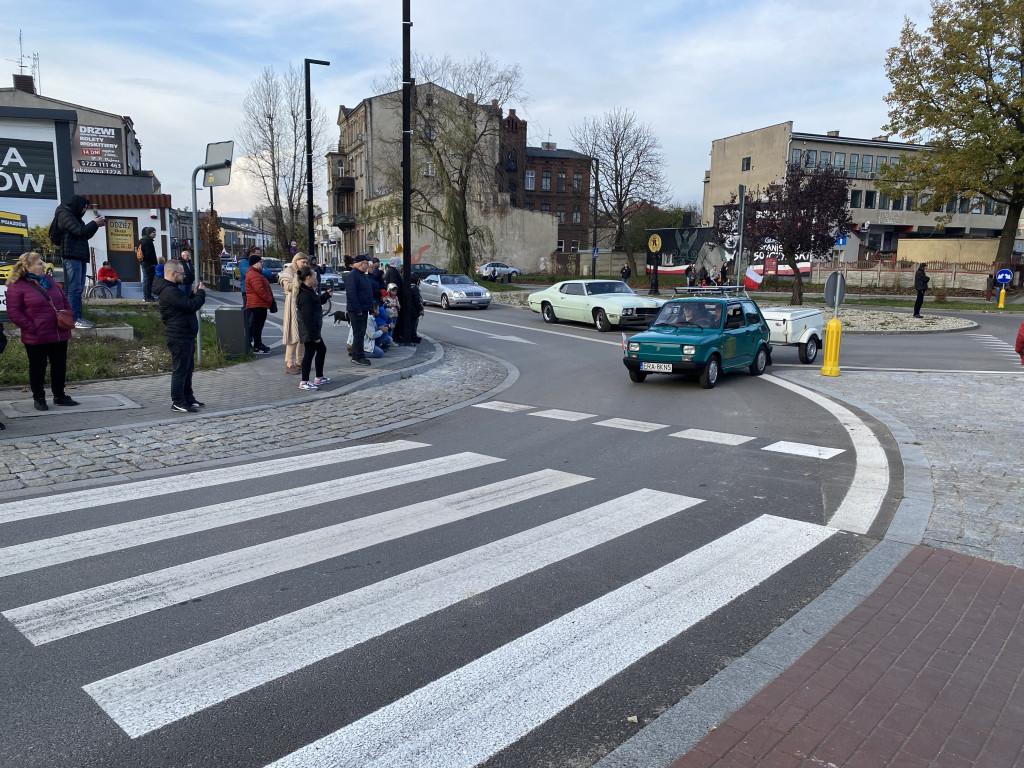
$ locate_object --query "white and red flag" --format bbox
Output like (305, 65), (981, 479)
(744, 266), (763, 291)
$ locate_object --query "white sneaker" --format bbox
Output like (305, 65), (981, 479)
(299, 381), (319, 391)
(74, 319), (94, 329)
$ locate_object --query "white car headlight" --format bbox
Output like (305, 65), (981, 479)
(483, 291), (491, 298)
(454, 291), (466, 298)
(683, 345), (696, 355)
(628, 342), (640, 352)
(621, 307), (634, 316)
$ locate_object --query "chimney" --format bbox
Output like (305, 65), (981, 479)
(872, 134), (890, 142)
(467, 93), (475, 103)
(12, 74), (35, 94)
(826, 130), (840, 138)
(491, 99), (498, 107)
(541, 141), (557, 151)
(508, 109), (517, 118)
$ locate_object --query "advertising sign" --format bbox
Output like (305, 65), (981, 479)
(764, 257), (778, 275)
(0, 210), (29, 237)
(106, 216), (140, 281)
(0, 139), (58, 199)
(73, 124), (124, 175)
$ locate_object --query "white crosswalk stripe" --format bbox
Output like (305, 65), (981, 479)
(762, 440), (845, 460)
(529, 408), (597, 421)
(670, 428), (754, 446)
(594, 417), (668, 432)
(471, 401), (535, 412)
(262, 515), (834, 768)
(0, 452), (501, 578)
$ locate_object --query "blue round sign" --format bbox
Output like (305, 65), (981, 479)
(997, 268), (1013, 284)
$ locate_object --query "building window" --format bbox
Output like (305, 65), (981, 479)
(557, 204), (565, 223)
(542, 171), (551, 191)
(573, 173), (583, 191)
(572, 205), (581, 224)
(865, 190), (876, 209)
(959, 197), (970, 214)
(892, 195), (904, 211)
(862, 155), (873, 174)
(791, 149), (802, 165)
(525, 170), (535, 190)
(850, 190), (862, 208)
(570, 240), (579, 251)
(906, 195), (916, 211)
(541, 203), (550, 212)
(805, 150), (817, 167)
(423, 157), (435, 177)
(819, 151), (831, 167)
(741, 156), (751, 171)
(525, 202), (534, 211)
(878, 193), (890, 210)
(876, 156), (887, 172)
(556, 240), (564, 252)
(848, 154), (859, 177)
(509, 182), (517, 207)
(506, 151), (517, 172)
(890, 156), (900, 167)
(557, 172), (566, 192)
(834, 152), (846, 169)
(984, 199), (995, 215)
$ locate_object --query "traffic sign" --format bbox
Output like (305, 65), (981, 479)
(202, 142), (234, 187)
(824, 270), (846, 309)
(996, 268), (1013, 284)
(593, 247), (599, 259)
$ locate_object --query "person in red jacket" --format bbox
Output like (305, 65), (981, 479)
(97, 261), (122, 298)
(5, 252), (78, 410)
(245, 252), (274, 354)
(1015, 320), (1024, 365)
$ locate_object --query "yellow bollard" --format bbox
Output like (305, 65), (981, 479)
(998, 287), (1006, 309)
(820, 316), (843, 377)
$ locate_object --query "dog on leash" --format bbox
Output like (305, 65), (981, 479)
(332, 310), (348, 325)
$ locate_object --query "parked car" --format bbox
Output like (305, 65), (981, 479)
(221, 261), (239, 278)
(262, 257), (284, 283)
(622, 293), (772, 388)
(0, 259), (54, 284)
(320, 267), (344, 289)
(527, 279), (665, 332)
(420, 273), (491, 309)
(410, 262), (448, 279)
(477, 261), (521, 279)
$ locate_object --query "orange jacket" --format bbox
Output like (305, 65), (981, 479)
(245, 267), (273, 309)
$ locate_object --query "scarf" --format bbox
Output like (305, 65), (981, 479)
(26, 272), (53, 291)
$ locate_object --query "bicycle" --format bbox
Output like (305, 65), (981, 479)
(83, 275), (114, 300)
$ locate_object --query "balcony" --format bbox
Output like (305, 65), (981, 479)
(333, 213), (356, 229)
(332, 175), (355, 193)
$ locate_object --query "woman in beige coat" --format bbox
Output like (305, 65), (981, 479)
(278, 252), (310, 374)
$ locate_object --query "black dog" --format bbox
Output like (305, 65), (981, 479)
(332, 310), (348, 325)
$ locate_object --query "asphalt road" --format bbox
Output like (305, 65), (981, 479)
(3, 295), (1014, 768)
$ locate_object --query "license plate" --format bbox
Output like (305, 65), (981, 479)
(641, 362), (673, 372)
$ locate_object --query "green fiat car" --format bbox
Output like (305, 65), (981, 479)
(623, 293), (772, 388)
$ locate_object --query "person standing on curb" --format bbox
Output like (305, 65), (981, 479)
(239, 245), (259, 350)
(177, 250), (196, 295)
(296, 265), (331, 390)
(154, 260), (206, 413)
(245, 252), (273, 355)
(52, 194), (105, 327)
(913, 262), (930, 318)
(278, 252), (310, 374)
(620, 263), (631, 284)
(139, 226), (158, 303)
(410, 274), (424, 344)
(345, 254), (373, 366)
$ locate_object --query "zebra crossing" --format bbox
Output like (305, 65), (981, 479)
(965, 332), (1022, 364)
(1, 439), (859, 768)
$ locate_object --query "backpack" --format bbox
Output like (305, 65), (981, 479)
(48, 214), (63, 246)
(136, 243), (144, 262)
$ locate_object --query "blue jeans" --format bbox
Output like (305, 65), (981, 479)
(64, 260), (85, 320)
(102, 280), (122, 298)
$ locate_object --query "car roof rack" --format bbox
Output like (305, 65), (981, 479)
(672, 285), (751, 299)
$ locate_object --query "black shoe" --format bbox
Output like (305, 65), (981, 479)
(171, 403), (198, 413)
(53, 395), (79, 406)
(913, 314), (924, 318)
(33, 399), (48, 411)
(352, 357), (371, 366)
(188, 400), (206, 408)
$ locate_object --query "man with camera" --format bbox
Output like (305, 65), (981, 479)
(154, 259), (206, 413)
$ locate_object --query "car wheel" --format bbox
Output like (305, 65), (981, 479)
(798, 336), (819, 364)
(749, 346), (767, 376)
(699, 355), (720, 389)
(629, 369), (647, 383)
(441, 294), (451, 310)
(594, 309), (611, 332)
(542, 303), (558, 324)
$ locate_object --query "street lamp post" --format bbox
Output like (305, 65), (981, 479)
(305, 57), (330, 259)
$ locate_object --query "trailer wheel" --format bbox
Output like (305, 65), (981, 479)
(798, 336), (819, 364)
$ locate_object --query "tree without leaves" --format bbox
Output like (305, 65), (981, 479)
(363, 53), (527, 275)
(714, 164), (852, 305)
(881, 0), (1024, 264)
(236, 65), (329, 256)
(570, 108), (668, 277)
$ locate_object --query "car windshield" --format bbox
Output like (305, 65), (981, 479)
(263, 259), (282, 269)
(441, 275), (474, 285)
(585, 282), (634, 296)
(651, 302), (722, 330)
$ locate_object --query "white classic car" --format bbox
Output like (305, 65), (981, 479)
(527, 280), (666, 332)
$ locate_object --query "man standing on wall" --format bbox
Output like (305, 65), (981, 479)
(139, 226), (158, 303)
(53, 194), (105, 328)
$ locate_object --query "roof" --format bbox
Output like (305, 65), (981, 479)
(525, 146), (590, 160)
(86, 194), (172, 210)
(0, 88), (130, 124)
(789, 131), (927, 151)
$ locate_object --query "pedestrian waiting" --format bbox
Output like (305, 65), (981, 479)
(153, 259), (206, 413)
(296, 265), (331, 391)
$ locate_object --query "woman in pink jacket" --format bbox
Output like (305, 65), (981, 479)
(5, 252), (78, 410)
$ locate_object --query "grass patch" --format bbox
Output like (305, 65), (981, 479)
(0, 305), (246, 387)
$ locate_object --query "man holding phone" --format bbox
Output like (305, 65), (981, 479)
(154, 259), (206, 413)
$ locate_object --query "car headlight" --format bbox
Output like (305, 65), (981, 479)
(621, 307), (634, 316)
(683, 345), (696, 355)
(628, 342), (640, 352)
(483, 291), (491, 298)
(454, 291), (466, 298)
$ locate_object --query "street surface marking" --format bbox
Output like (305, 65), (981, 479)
(10, 470), (589, 646)
(430, 312), (624, 346)
(261, 515), (834, 768)
(85, 488), (700, 737)
(0, 453), (501, 579)
(670, 428), (754, 446)
(764, 375), (889, 535)
(762, 441), (845, 460)
(529, 409), (596, 421)
(0, 440), (428, 526)
(593, 418), (668, 432)
(471, 401), (535, 413)
(450, 326), (537, 344)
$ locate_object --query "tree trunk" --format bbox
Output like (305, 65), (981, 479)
(785, 252), (804, 305)
(625, 250), (639, 281)
(997, 198), (1024, 265)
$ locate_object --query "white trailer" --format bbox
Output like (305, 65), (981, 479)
(760, 307), (824, 364)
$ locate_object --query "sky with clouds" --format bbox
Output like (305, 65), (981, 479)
(6, 0), (932, 217)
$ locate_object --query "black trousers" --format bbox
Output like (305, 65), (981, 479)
(142, 265), (156, 301)
(914, 291), (925, 315)
(349, 312), (368, 360)
(24, 341), (68, 401)
(250, 307), (268, 350)
(302, 339), (326, 380)
(241, 293), (253, 348)
(167, 336), (196, 406)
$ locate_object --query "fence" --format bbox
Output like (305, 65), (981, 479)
(809, 260), (1009, 291)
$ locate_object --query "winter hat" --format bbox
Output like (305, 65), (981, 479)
(250, 253), (263, 265)
(387, 283), (398, 292)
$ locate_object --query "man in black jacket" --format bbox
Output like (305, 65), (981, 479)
(344, 254), (374, 365)
(53, 194), (106, 328)
(913, 263), (930, 318)
(139, 227), (159, 303)
(155, 260), (206, 412)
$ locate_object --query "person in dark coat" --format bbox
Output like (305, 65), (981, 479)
(155, 260), (206, 413)
(410, 274), (425, 343)
(5, 252), (78, 410)
(139, 226), (159, 303)
(913, 263), (930, 318)
(177, 250), (196, 295)
(384, 256), (408, 342)
(369, 257), (386, 296)
(620, 263), (631, 283)
(345, 254), (374, 365)
(53, 194), (105, 326)
(295, 266), (331, 389)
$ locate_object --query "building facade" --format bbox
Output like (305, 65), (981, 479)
(703, 121), (1008, 262)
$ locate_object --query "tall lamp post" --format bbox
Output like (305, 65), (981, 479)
(305, 57), (330, 259)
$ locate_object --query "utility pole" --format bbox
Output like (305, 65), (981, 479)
(400, 0), (413, 344)
(305, 57), (330, 258)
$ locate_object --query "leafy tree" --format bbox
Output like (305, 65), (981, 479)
(363, 53), (527, 275)
(570, 108), (668, 277)
(714, 164), (852, 305)
(881, 0), (1023, 264)
(237, 66), (329, 256)
(28, 225), (57, 259)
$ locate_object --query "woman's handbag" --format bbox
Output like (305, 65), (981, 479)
(29, 281), (76, 331)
